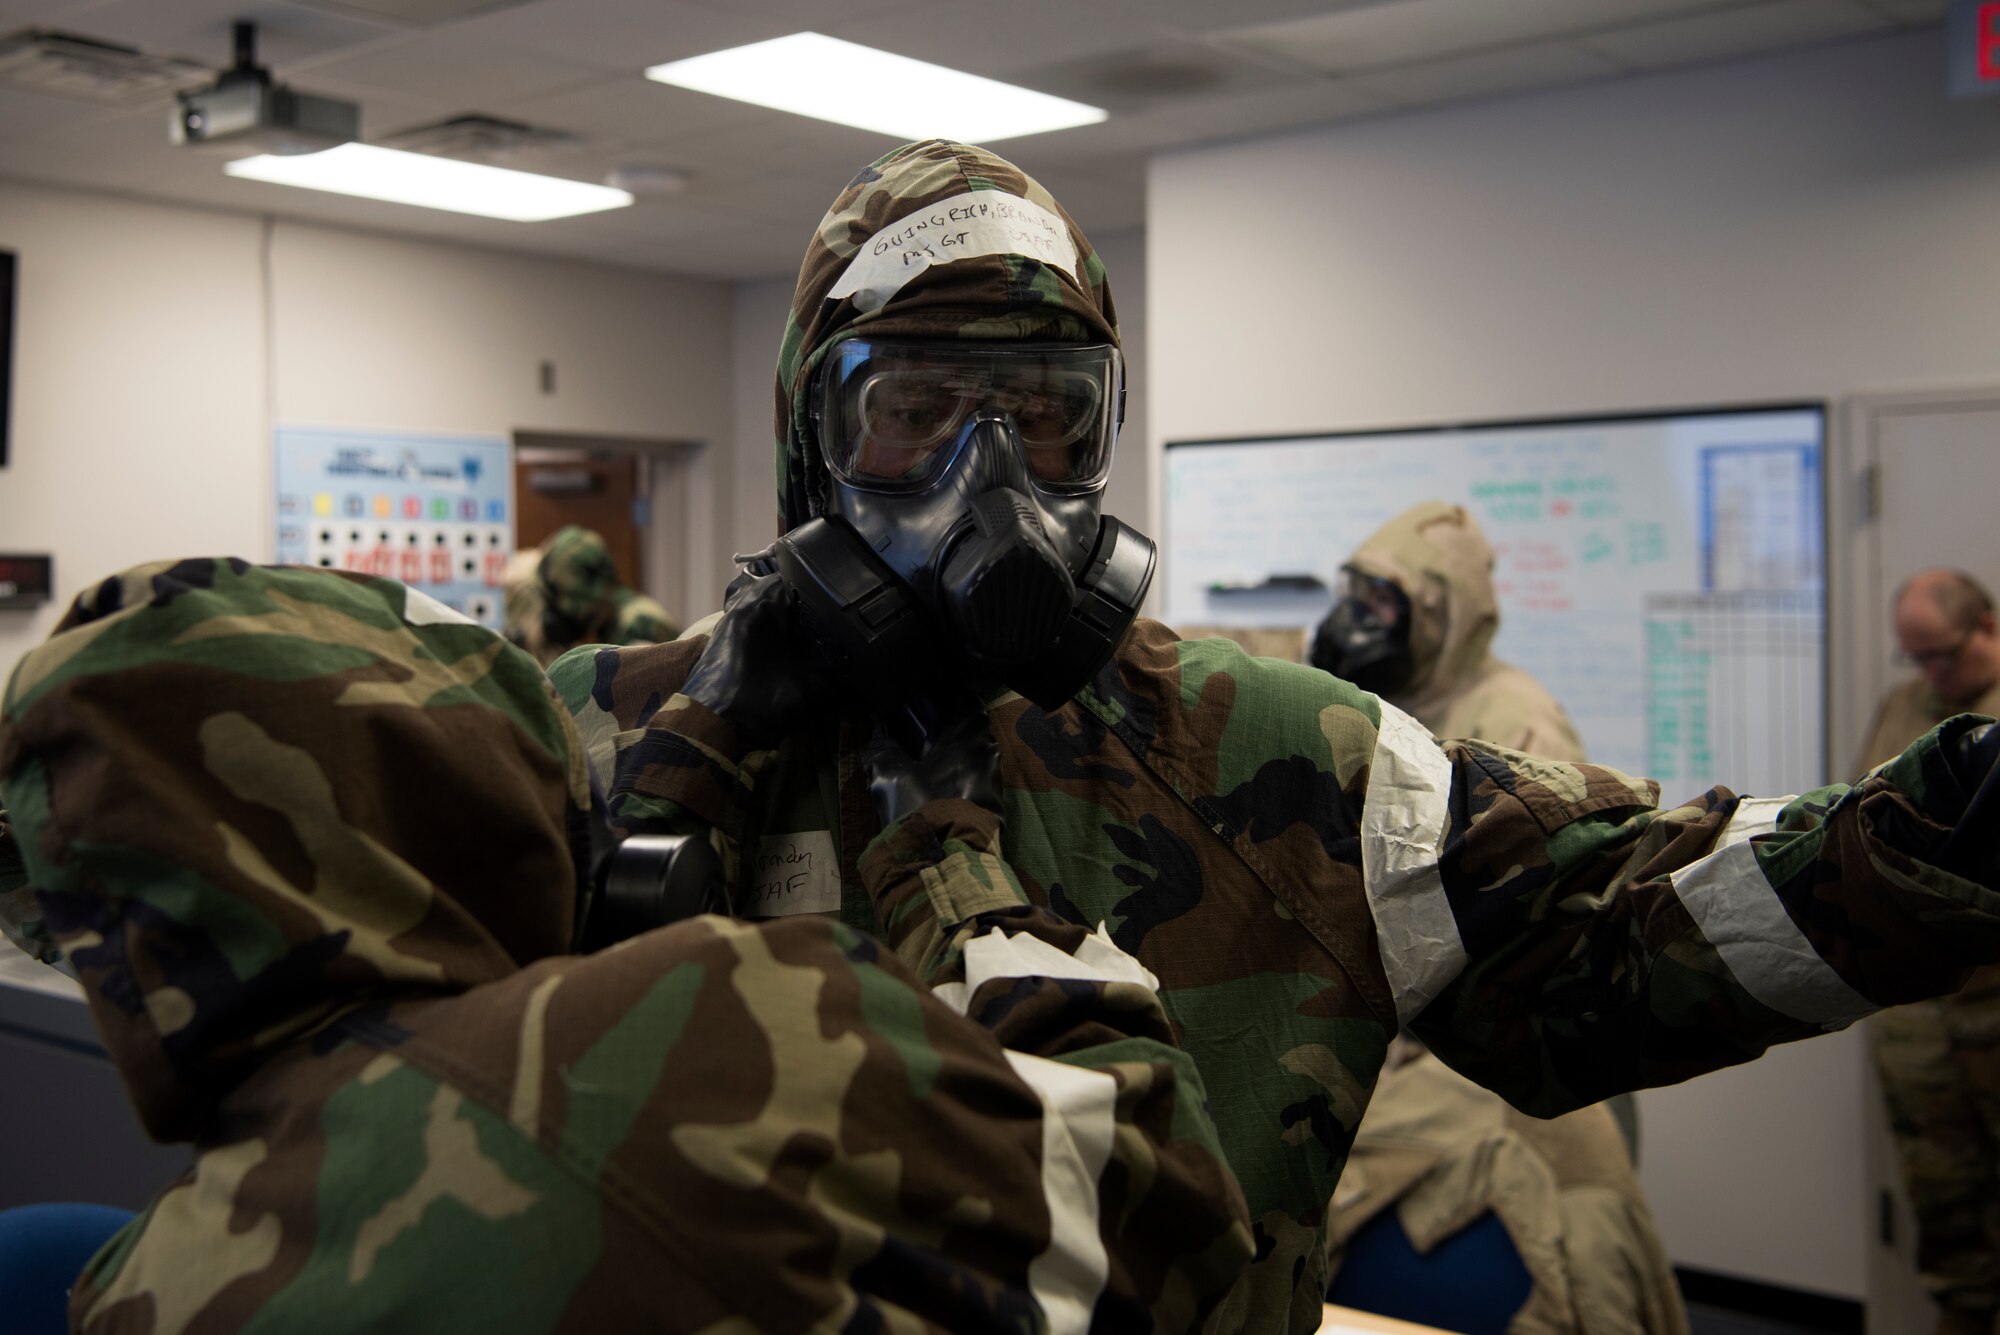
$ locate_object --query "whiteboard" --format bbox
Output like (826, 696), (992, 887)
(1162, 407), (1826, 796)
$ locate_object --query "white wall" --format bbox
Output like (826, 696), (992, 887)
(724, 227), (1151, 577)
(1149, 26), (2000, 1306)
(0, 187), (267, 669)
(0, 180), (736, 672)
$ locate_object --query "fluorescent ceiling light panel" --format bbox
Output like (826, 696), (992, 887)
(647, 33), (1106, 142)
(223, 143), (633, 221)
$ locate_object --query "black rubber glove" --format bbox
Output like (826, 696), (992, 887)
(1938, 721), (2000, 884)
(860, 690), (1003, 827)
(679, 569), (835, 748)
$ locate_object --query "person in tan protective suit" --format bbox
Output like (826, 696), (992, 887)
(1314, 502), (1681, 1332)
(1860, 569), (2000, 1335)
(1312, 500), (1586, 763)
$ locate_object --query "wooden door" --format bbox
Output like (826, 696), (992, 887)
(513, 451), (641, 582)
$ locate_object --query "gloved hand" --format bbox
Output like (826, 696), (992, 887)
(860, 690), (1003, 828)
(1938, 720), (2000, 884)
(679, 568), (835, 748)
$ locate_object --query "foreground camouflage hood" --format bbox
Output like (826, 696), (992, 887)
(0, 559), (589, 1138)
(773, 139), (1120, 530)
(1345, 501), (1501, 708)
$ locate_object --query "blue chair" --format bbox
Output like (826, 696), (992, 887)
(1326, 1208), (1534, 1335)
(0, 1203), (136, 1335)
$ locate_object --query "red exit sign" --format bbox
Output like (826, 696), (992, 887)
(1950, 0), (2000, 97)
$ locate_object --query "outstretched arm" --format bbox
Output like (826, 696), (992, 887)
(1357, 702), (2000, 1115)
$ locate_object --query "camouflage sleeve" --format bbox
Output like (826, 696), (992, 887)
(1359, 702), (2000, 1116)
(545, 640), (770, 872)
(856, 795), (1195, 1084)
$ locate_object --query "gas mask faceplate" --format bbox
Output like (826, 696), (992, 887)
(775, 336), (1153, 711)
(1310, 568), (1417, 697)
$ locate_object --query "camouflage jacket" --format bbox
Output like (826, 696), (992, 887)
(0, 559), (1253, 1333)
(555, 617), (2000, 1334)
(551, 136), (2000, 1333)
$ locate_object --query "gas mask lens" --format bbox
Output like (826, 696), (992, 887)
(818, 339), (1120, 493)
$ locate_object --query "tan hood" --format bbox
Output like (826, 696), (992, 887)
(1345, 501), (1500, 711)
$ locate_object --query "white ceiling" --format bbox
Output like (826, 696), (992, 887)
(0, 0), (1945, 281)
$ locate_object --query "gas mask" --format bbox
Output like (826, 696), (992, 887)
(772, 337), (1154, 712)
(1309, 568), (1416, 697)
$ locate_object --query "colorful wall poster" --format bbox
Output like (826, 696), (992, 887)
(275, 426), (512, 628)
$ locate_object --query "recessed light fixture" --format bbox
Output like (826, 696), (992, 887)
(223, 143), (633, 221)
(646, 33), (1106, 143)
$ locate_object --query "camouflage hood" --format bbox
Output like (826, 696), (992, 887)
(773, 138), (1120, 530)
(0, 559), (590, 1139)
(538, 524), (622, 631)
(1345, 501), (1500, 711)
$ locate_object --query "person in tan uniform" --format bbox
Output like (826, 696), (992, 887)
(1863, 569), (2000, 1335)
(1311, 500), (1586, 762)
(1313, 503), (1679, 1330)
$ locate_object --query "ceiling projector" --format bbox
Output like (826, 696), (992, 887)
(173, 21), (357, 156)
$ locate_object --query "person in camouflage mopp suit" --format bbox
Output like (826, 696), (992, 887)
(550, 139), (2000, 1334)
(533, 523), (679, 657)
(0, 560), (1253, 1331)
(7, 138), (2000, 1335)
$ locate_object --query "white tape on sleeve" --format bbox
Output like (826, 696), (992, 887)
(1003, 1050), (1116, 1334)
(932, 923), (1160, 1017)
(1360, 702), (1463, 1028)
(1669, 798), (1876, 1031)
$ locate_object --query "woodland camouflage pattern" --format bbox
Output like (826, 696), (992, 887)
(550, 139), (2000, 1333)
(0, 558), (1252, 1332)
(1345, 501), (1587, 762)
(537, 524), (678, 649)
(5, 139), (2000, 1335)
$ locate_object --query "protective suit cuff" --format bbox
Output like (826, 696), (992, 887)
(612, 693), (770, 839)
(858, 800), (1026, 976)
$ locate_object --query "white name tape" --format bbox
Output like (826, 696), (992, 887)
(744, 830), (841, 918)
(828, 190), (1078, 313)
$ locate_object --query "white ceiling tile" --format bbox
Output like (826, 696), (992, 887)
(657, 113), (903, 189)
(1149, 74), (1391, 143)
(300, 33), (601, 106)
(1348, 38), (1624, 107)
(1852, 0), (1945, 22)
(1579, 0), (1889, 68)
(1014, 36), (1313, 116)
(0, 82), (125, 140)
(1231, 0), (1741, 73)
(47, 0), (403, 70)
(442, 0), (786, 71)
(507, 77), (776, 148)
(670, 0), (937, 28)
(1094, 0), (1390, 38)
(0, 0), (111, 29)
(826, 0), (1158, 78)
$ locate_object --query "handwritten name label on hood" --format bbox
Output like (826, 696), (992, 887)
(828, 190), (1078, 313)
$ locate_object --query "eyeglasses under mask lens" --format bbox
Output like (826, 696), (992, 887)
(818, 340), (1120, 492)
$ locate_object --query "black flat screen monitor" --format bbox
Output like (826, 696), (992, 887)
(0, 250), (13, 469)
